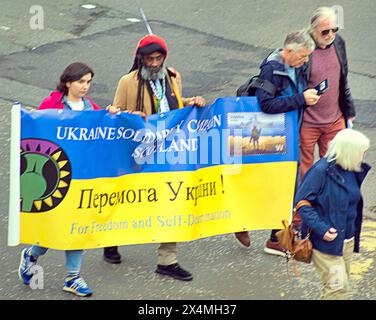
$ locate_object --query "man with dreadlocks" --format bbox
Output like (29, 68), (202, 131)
(113, 34), (205, 116)
(108, 34), (205, 281)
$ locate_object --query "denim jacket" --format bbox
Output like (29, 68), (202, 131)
(62, 95), (96, 110)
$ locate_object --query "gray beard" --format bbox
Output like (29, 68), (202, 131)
(140, 65), (166, 81)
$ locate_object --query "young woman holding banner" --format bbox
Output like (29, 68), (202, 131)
(18, 62), (119, 297)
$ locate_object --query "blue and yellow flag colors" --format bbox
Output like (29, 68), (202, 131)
(11, 97), (299, 250)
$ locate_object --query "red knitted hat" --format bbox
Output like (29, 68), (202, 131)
(135, 34), (168, 58)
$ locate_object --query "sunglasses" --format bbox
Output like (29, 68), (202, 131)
(321, 27), (339, 36)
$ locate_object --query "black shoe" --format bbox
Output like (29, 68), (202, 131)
(156, 263), (193, 281)
(103, 246), (121, 264)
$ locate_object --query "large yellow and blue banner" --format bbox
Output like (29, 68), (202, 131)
(9, 97), (299, 250)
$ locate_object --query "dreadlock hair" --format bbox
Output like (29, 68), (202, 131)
(129, 54), (147, 112)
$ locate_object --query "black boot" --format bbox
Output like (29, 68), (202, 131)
(156, 263), (193, 281)
(103, 246), (121, 264)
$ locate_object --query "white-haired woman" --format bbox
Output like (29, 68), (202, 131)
(294, 129), (371, 299)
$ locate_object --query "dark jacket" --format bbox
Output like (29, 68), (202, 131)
(255, 49), (308, 125)
(294, 157), (371, 256)
(305, 34), (356, 121)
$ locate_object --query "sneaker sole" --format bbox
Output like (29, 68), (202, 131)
(155, 269), (193, 281)
(18, 248), (30, 285)
(263, 247), (286, 257)
(63, 286), (93, 297)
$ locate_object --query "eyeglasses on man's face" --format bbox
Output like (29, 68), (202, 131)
(320, 27), (339, 36)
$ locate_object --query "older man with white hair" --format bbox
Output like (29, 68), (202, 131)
(300, 7), (356, 179)
(251, 30), (319, 255)
(256, 29), (319, 119)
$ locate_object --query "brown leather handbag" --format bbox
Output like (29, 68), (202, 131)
(276, 200), (313, 277)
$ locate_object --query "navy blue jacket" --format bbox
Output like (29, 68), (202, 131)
(255, 49), (308, 126)
(295, 157), (371, 256)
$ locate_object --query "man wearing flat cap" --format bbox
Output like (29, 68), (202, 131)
(107, 34), (205, 281)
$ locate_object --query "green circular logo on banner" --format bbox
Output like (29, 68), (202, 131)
(20, 139), (72, 212)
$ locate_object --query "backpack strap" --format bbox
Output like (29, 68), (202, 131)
(248, 78), (277, 96)
(236, 76), (278, 97)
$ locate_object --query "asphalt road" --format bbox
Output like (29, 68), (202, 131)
(0, 0), (376, 301)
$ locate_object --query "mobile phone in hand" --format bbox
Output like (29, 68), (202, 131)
(315, 79), (329, 95)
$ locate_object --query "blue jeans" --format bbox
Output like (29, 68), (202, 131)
(30, 246), (83, 273)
